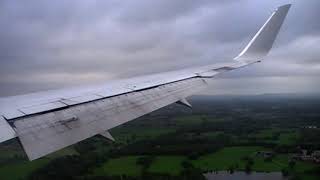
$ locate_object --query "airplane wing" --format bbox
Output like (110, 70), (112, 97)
(0, 4), (291, 160)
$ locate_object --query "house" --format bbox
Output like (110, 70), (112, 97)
(291, 149), (320, 163)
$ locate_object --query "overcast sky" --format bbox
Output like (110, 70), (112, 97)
(0, 0), (319, 97)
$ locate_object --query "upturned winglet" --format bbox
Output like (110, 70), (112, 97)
(234, 4), (291, 63)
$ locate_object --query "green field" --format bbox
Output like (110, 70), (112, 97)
(93, 156), (186, 177)
(249, 128), (299, 145)
(253, 129), (281, 139)
(0, 159), (50, 180)
(92, 155), (187, 176)
(93, 156), (143, 176)
(277, 132), (299, 145)
(0, 147), (78, 180)
(174, 115), (224, 126)
(202, 131), (225, 138)
(193, 146), (267, 171)
(91, 146), (319, 177)
(148, 156), (185, 175)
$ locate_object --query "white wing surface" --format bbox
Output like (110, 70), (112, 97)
(0, 4), (291, 160)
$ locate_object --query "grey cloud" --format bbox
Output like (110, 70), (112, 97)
(115, 0), (236, 24)
(0, 0), (319, 96)
(204, 76), (320, 95)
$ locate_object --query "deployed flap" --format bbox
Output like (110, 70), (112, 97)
(0, 116), (16, 143)
(100, 131), (115, 141)
(234, 4), (291, 62)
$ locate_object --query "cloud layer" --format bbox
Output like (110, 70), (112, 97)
(0, 0), (319, 96)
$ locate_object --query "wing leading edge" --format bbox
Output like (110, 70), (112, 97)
(0, 4), (291, 160)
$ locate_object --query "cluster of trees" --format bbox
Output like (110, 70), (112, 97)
(136, 156), (154, 173)
(0, 139), (27, 166)
(28, 155), (206, 180)
(0, 153), (26, 165)
(28, 155), (88, 179)
(299, 128), (320, 148)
